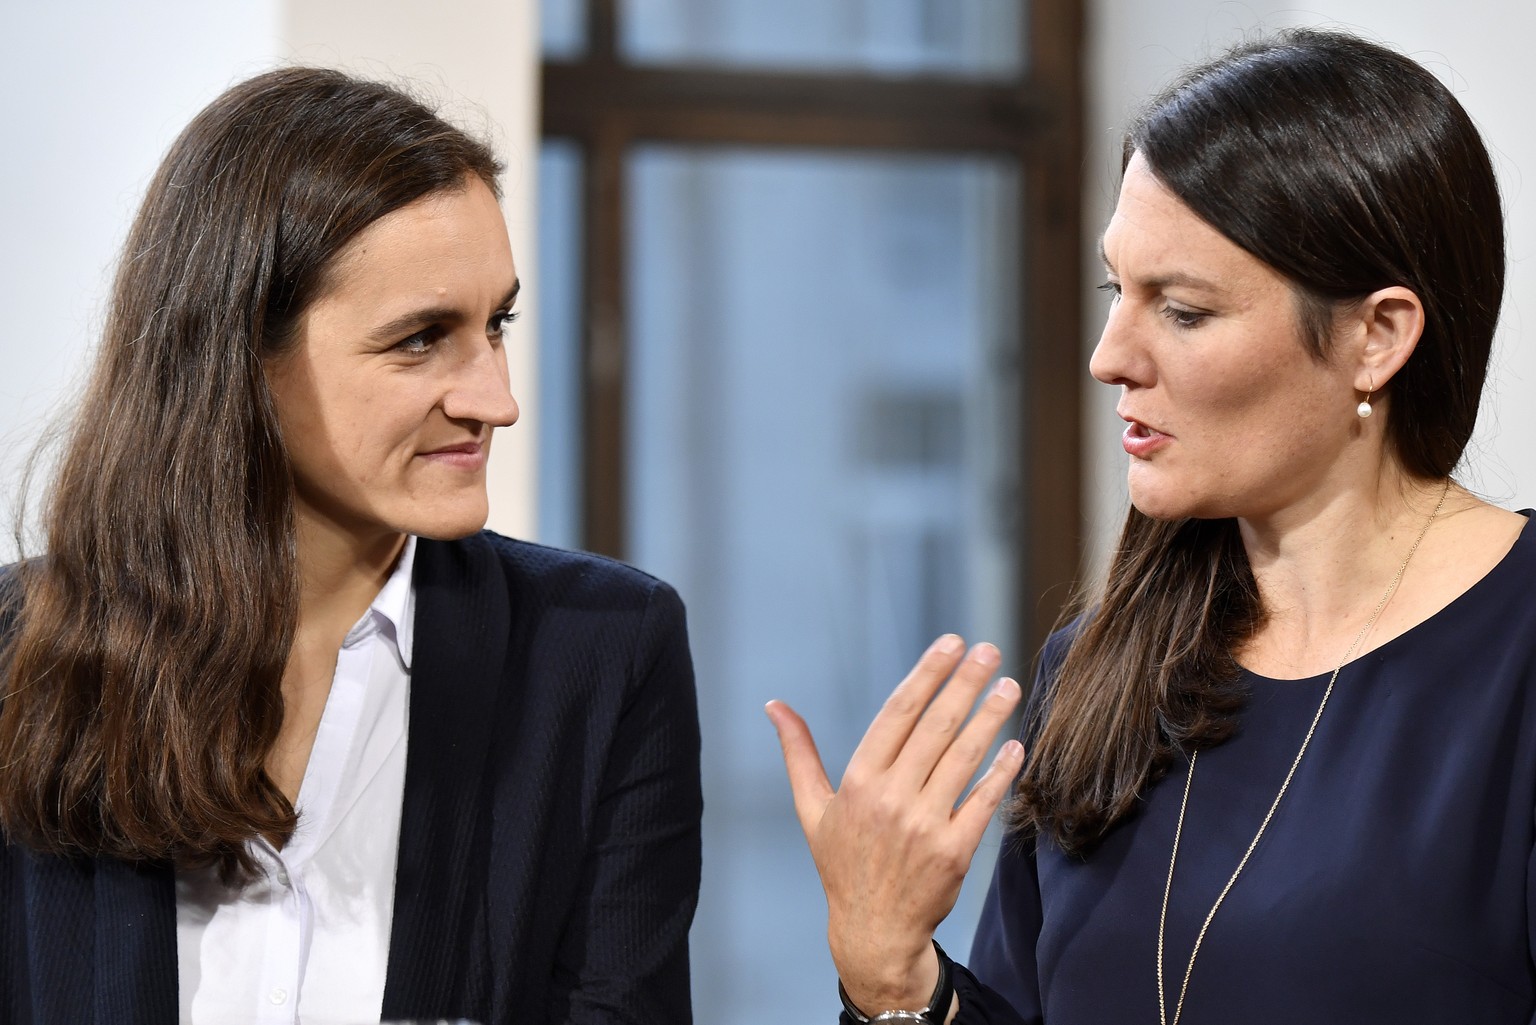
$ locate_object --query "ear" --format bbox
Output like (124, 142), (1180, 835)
(1346, 286), (1424, 394)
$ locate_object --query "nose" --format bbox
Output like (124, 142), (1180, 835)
(1088, 295), (1148, 389)
(444, 337), (519, 428)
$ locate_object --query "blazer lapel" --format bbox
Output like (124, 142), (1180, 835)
(382, 533), (509, 1018)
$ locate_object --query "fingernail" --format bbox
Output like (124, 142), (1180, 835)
(931, 634), (964, 656)
(989, 677), (1019, 700)
(972, 642), (1001, 667)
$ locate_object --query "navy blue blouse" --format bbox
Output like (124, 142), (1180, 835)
(961, 513), (1536, 1024)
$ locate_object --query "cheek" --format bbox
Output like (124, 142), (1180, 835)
(1205, 370), (1346, 478)
(354, 375), (438, 433)
(1176, 338), (1333, 431)
(283, 384), (428, 485)
(1158, 351), (1262, 437)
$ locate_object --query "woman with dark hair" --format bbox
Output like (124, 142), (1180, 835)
(0, 68), (700, 1025)
(769, 29), (1535, 1024)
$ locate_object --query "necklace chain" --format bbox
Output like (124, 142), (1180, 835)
(1155, 482), (1451, 1025)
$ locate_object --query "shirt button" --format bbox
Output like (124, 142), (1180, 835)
(268, 988), (288, 1005)
(275, 866), (290, 887)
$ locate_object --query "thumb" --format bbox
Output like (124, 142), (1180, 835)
(765, 699), (836, 838)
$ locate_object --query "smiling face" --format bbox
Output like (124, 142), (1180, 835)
(267, 176), (520, 547)
(1090, 153), (1374, 523)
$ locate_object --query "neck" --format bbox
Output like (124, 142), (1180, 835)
(268, 509), (405, 806)
(1236, 469), (1454, 669)
(293, 508), (406, 632)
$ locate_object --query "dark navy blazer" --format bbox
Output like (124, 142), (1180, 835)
(0, 531), (703, 1025)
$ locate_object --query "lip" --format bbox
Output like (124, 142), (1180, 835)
(1119, 414), (1171, 459)
(418, 438), (487, 470)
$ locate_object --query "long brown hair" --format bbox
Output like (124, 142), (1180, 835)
(1013, 30), (1505, 853)
(0, 67), (501, 878)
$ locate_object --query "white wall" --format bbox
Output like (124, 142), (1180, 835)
(0, 0), (280, 548)
(1083, 2), (1536, 564)
(0, 0), (539, 548)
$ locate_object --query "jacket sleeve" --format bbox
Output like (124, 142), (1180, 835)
(554, 581), (703, 1025)
(948, 625), (1080, 1025)
(953, 833), (1043, 1024)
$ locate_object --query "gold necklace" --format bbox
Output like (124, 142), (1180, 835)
(1156, 481), (1451, 1025)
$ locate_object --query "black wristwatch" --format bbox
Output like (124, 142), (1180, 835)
(838, 941), (954, 1024)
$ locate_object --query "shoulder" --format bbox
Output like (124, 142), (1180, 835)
(1425, 507), (1536, 633)
(1032, 613), (1090, 699)
(1016, 613), (1090, 743)
(1038, 615), (1086, 682)
(413, 533), (689, 683)
(0, 562), (31, 653)
(424, 530), (682, 617)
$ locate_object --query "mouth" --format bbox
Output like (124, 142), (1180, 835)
(422, 441), (483, 456)
(418, 437), (488, 468)
(1118, 413), (1171, 457)
(1118, 411), (1169, 438)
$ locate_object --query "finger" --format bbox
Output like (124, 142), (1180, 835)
(846, 634), (968, 773)
(764, 699), (836, 838)
(951, 738), (1027, 853)
(920, 675), (1023, 804)
(889, 643), (1002, 784)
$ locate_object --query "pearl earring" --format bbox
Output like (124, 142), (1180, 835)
(1357, 390), (1373, 419)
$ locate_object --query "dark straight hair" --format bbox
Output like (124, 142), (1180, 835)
(0, 67), (502, 878)
(1012, 29), (1505, 853)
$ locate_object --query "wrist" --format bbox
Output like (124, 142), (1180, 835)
(829, 921), (935, 1010)
(838, 940), (954, 1025)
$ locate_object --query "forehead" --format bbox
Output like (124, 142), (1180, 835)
(322, 178), (513, 298)
(1101, 153), (1279, 294)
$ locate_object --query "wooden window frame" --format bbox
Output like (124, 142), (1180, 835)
(541, 0), (1084, 652)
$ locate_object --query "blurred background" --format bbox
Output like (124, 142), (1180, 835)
(4, 2), (1535, 1022)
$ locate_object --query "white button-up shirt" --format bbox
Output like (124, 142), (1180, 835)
(176, 538), (416, 1025)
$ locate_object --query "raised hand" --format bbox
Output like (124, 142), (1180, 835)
(765, 635), (1025, 1019)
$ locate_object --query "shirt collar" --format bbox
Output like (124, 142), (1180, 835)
(352, 535), (417, 669)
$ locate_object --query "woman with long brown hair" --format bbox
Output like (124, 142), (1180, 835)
(769, 29), (1536, 1024)
(0, 68), (701, 1025)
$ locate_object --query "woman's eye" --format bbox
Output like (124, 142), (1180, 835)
(1160, 304), (1209, 329)
(489, 309), (521, 338)
(1096, 280), (1122, 302)
(395, 326), (442, 355)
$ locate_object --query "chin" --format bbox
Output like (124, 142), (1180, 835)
(402, 499), (492, 541)
(1125, 460), (1237, 522)
(1129, 487), (1240, 524)
(413, 519), (491, 541)
(1129, 499), (1187, 522)
(1127, 476), (1183, 521)
(1126, 480), (1210, 522)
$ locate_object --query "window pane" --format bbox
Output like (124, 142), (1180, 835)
(534, 140), (584, 550)
(541, 0), (588, 60)
(626, 146), (1021, 1024)
(620, 0), (1026, 79)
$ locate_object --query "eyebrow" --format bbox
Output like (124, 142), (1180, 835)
(369, 278), (521, 342)
(1097, 239), (1223, 294)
